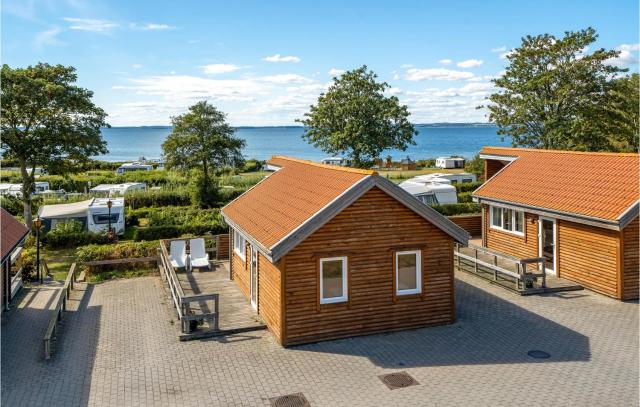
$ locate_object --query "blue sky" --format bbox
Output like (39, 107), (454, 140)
(3, 0), (638, 126)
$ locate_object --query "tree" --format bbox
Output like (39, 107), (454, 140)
(298, 65), (417, 168)
(599, 73), (639, 152)
(162, 101), (245, 181)
(483, 28), (625, 151)
(464, 154), (485, 181)
(1, 63), (108, 227)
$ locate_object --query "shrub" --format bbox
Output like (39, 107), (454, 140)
(416, 159), (436, 168)
(125, 188), (192, 208)
(76, 241), (159, 275)
(44, 220), (109, 249)
(20, 246), (37, 281)
(454, 181), (484, 193)
(457, 191), (474, 203)
(0, 195), (23, 216)
(431, 202), (480, 216)
(133, 222), (228, 241)
(190, 175), (220, 209)
(464, 154), (485, 181)
(242, 159), (264, 172)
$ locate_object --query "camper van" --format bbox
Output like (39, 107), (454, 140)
(116, 162), (153, 174)
(38, 198), (125, 235)
(90, 182), (147, 196)
(321, 156), (348, 166)
(412, 172), (477, 185)
(399, 179), (458, 205)
(436, 157), (466, 169)
(0, 182), (52, 198)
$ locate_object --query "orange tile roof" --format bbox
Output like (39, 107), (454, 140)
(1, 208), (29, 263)
(475, 147), (639, 221)
(222, 156), (373, 249)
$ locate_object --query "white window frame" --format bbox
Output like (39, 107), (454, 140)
(319, 256), (348, 304)
(395, 250), (422, 296)
(233, 230), (246, 260)
(489, 205), (525, 236)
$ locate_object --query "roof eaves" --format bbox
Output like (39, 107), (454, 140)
(618, 200), (640, 229)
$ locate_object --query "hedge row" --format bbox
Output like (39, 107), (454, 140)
(43, 220), (110, 249)
(125, 188), (192, 208)
(133, 223), (228, 241)
(431, 202), (480, 216)
(455, 181), (483, 193)
(76, 241), (160, 275)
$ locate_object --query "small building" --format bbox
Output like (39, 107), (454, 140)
(474, 147), (639, 300)
(221, 156), (468, 346)
(436, 157), (465, 169)
(399, 179), (458, 205)
(320, 156), (347, 166)
(116, 162), (153, 174)
(1, 209), (29, 311)
(38, 198), (125, 235)
(400, 156), (416, 171)
(90, 182), (147, 196)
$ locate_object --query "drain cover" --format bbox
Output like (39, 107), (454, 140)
(379, 371), (420, 390)
(527, 350), (551, 359)
(269, 393), (310, 407)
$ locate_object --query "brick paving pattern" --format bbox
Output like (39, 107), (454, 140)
(2, 272), (638, 406)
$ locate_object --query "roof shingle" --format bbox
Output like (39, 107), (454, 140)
(475, 147), (639, 221)
(1, 208), (29, 263)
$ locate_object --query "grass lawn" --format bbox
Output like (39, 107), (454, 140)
(43, 247), (76, 281)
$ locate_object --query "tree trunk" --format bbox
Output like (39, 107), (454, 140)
(19, 161), (33, 228)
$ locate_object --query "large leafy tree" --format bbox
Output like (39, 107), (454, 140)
(1, 63), (108, 227)
(298, 65), (417, 168)
(162, 101), (245, 179)
(483, 28), (626, 151)
(599, 73), (639, 152)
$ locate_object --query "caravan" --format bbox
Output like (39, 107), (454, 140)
(399, 179), (458, 205)
(38, 198), (125, 235)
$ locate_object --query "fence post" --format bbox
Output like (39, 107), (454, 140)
(474, 248), (478, 274)
(215, 235), (221, 260)
(515, 263), (521, 290)
(214, 295), (220, 331)
(493, 255), (498, 281)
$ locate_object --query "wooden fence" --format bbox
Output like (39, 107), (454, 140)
(43, 263), (77, 360)
(448, 214), (482, 237)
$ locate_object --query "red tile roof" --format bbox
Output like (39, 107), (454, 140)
(1, 209), (29, 263)
(475, 147), (639, 221)
(222, 157), (374, 250)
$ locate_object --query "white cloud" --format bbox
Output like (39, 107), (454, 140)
(438, 59), (452, 65)
(606, 43), (640, 67)
(491, 46), (507, 53)
(263, 54), (301, 63)
(34, 27), (65, 46)
(202, 64), (242, 74)
(131, 64), (143, 69)
(404, 68), (474, 81)
(500, 49), (515, 60)
(258, 74), (314, 84)
(387, 87), (402, 95)
(130, 22), (176, 31)
(328, 68), (345, 76)
(63, 17), (119, 32)
(457, 59), (484, 68)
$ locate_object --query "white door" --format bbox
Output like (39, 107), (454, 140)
(538, 217), (557, 274)
(250, 246), (258, 309)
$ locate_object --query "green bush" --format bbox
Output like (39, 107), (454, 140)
(242, 159), (264, 172)
(455, 181), (484, 193)
(190, 175), (220, 209)
(416, 159), (436, 168)
(133, 223), (228, 241)
(457, 191), (474, 203)
(0, 195), (23, 216)
(431, 202), (480, 216)
(44, 220), (109, 248)
(125, 188), (192, 208)
(464, 154), (484, 181)
(76, 241), (159, 275)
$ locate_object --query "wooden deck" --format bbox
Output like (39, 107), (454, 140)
(174, 261), (266, 340)
(456, 240), (583, 295)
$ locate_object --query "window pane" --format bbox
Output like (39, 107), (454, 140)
(322, 260), (344, 299)
(491, 206), (502, 227)
(515, 211), (524, 233)
(503, 208), (512, 230)
(92, 214), (119, 224)
(397, 253), (417, 290)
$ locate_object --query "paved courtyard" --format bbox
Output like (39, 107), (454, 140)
(2, 271), (638, 407)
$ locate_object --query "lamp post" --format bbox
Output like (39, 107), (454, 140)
(33, 217), (43, 284)
(107, 199), (113, 241)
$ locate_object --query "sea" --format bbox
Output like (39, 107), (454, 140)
(97, 124), (509, 162)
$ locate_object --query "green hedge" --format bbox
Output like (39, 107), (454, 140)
(125, 188), (192, 208)
(133, 223), (228, 241)
(76, 241), (159, 275)
(0, 195), (23, 216)
(431, 202), (480, 216)
(457, 191), (474, 203)
(455, 181), (483, 193)
(43, 220), (110, 249)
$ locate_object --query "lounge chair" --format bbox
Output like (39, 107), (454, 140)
(169, 240), (188, 270)
(189, 238), (210, 270)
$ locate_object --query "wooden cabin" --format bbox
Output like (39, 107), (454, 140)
(474, 147), (639, 300)
(1, 209), (29, 311)
(221, 156), (469, 346)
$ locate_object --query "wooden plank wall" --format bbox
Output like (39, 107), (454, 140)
(231, 245), (250, 299)
(448, 214), (482, 237)
(557, 220), (620, 298)
(257, 254), (283, 342)
(622, 216), (639, 300)
(282, 187), (455, 346)
(217, 234), (230, 260)
(484, 159), (505, 180)
(483, 205), (538, 259)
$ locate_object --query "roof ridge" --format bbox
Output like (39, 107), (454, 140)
(270, 156), (378, 175)
(482, 146), (639, 157)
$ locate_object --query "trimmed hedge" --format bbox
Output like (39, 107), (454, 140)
(125, 188), (192, 208)
(133, 223), (228, 241)
(43, 220), (110, 249)
(455, 181), (483, 193)
(457, 191), (474, 203)
(76, 241), (159, 275)
(431, 202), (480, 216)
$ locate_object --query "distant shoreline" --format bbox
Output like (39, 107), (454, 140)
(103, 123), (498, 130)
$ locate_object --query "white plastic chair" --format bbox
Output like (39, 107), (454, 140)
(169, 240), (188, 270)
(189, 238), (210, 270)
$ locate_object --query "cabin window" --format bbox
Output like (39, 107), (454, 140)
(92, 213), (119, 224)
(490, 205), (524, 235)
(233, 230), (246, 260)
(319, 257), (348, 304)
(395, 250), (422, 295)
